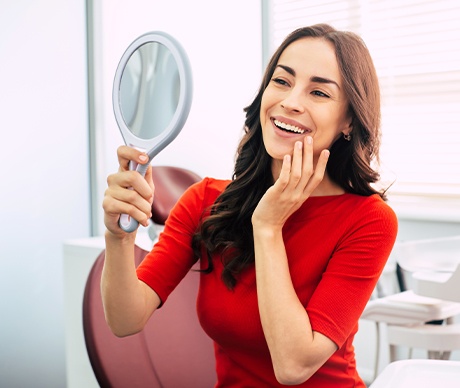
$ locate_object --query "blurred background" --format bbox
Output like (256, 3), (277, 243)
(0, 1), (459, 387)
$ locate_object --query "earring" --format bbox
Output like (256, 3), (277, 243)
(343, 133), (351, 141)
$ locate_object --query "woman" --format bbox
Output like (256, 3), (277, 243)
(102, 24), (398, 387)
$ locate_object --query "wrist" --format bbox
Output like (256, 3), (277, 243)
(252, 223), (283, 239)
(105, 229), (137, 246)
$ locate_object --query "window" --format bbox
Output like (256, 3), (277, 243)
(263, 0), (460, 211)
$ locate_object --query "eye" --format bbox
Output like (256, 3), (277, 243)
(312, 90), (330, 98)
(272, 77), (290, 87)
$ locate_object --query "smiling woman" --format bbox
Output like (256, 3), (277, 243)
(102, 24), (397, 387)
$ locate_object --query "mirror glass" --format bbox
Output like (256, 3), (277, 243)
(119, 42), (180, 140)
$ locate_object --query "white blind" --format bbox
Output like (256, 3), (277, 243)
(266, 0), (460, 198)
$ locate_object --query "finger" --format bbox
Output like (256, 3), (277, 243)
(290, 141), (303, 188)
(274, 154), (292, 191)
(300, 136), (314, 183)
(117, 145), (149, 172)
(107, 170), (153, 202)
(303, 149), (330, 195)
(106, 177), (153, 212)
(144, 164), (155, 205)
(104, 198), (151, 229)
(314, 149), (330, 180)
(103, 188), (152, 228)
(104, 186), (153, 227)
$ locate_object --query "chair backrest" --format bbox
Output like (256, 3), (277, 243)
(83, 166), (216, 387)
(150, 166), (202, 225)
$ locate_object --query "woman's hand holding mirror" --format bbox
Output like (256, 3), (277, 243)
(103, 146), (154, 236)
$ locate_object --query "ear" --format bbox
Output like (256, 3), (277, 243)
(341, 117), (353, 137)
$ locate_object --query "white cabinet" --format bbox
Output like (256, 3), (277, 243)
(63, 237), (105, 388)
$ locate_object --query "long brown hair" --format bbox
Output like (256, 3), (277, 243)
(192, 24), (383, 289)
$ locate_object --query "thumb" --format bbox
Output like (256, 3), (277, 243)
(144, 164), (155, 204)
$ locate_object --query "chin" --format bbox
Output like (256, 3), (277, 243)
(264, 138), (295, 159)
(265, 146), (291, 161)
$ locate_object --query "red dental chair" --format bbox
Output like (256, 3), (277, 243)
(82, 166), (217, 388)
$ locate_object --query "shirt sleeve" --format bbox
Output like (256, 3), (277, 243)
(307, 197), (398, 348)
(136, 178), (212, 304)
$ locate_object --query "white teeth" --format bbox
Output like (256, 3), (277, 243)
(274, 119), (305, 134)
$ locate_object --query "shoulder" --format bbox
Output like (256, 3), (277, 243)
(200, 177), (231, 193)
(188, 177), (231, 197)
(179, 177), (231, 209)
(302, 193), (397, 223)
(303, 193), (398, 238)
(343, 193), (399, 240)
(165, 177), (231, 231)
(352, 194), (397, 223)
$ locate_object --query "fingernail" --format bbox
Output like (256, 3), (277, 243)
(306, 136), (313, 145)
(296, 141), (303, 149)
(139, 155), (148, 163)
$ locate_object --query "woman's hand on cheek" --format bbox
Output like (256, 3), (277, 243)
(251, 136), (329, 231)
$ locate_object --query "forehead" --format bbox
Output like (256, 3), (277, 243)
(277, 38), (341, 81)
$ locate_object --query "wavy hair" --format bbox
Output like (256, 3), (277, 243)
(192, 24), (383, 289)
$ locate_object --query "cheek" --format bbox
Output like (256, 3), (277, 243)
(312, 119), (346, 150)
(260, 87), (278, 119)
(313, 128), (341, 146)
(260, 94), (269, 124)
(317, 109), (349, 135)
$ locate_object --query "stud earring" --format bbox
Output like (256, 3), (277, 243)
(343, 133), (351, 141)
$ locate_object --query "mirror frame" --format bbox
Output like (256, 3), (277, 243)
(112, 31), (193, 159)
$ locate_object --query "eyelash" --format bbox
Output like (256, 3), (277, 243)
(271, 78), (330, 98)
(272, 77), (289, 86)
(312, 90), (330, 98)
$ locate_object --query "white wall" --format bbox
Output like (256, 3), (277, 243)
(0, 1), (90, 387)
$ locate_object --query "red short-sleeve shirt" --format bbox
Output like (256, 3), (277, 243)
(137, 177), (398, 387)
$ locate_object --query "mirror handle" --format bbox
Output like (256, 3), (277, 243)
(118, 160), (151, 233)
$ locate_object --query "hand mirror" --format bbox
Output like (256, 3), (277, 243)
(113, 31), (193, 232)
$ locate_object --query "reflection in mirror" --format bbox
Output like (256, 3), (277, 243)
(119, 42), (180, 140)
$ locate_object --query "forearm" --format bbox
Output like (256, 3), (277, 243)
(253, 227), (331, 384)
(101, 231), (159, 337)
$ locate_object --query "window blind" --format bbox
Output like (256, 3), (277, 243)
(265, 0), (460, 198)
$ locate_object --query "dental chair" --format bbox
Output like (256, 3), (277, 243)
(82, 166), (217, 388)
(361, 238), (460, 382)
(403, 235), (460, 303)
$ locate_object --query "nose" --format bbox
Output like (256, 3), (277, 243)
(280, 88), (305, 113)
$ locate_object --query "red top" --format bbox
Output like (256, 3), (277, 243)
(137, 177), (398, 387)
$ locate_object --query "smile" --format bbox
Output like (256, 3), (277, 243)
(273, 119), (308, 134)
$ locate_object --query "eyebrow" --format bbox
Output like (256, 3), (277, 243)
(276, 64), (341, 90)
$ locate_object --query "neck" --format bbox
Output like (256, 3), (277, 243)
(311, 173), (345, 196)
